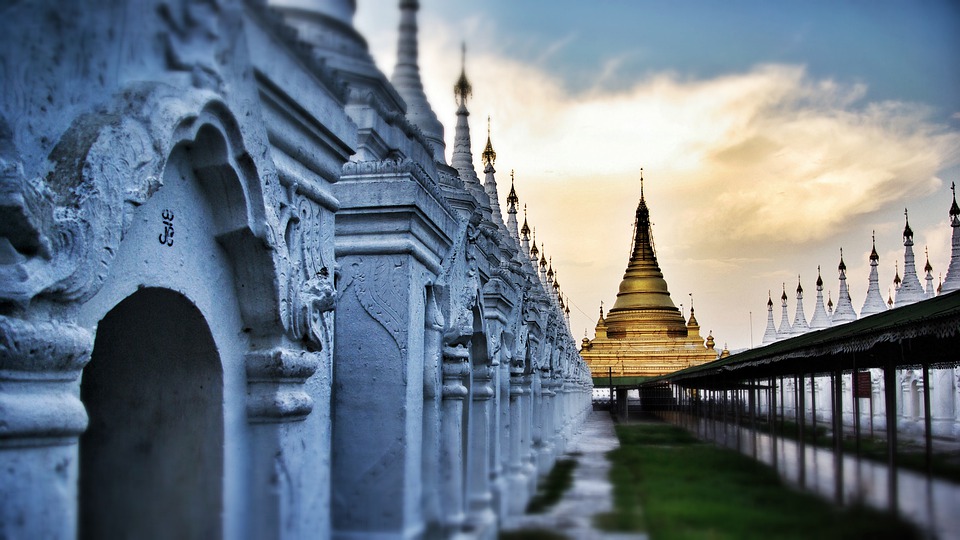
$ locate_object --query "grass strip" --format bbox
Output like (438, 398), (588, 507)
(596, 421), (923, 540)
(499, 529), (568, 540)
(525, 458), (578, 514)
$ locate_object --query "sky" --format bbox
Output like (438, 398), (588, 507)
(355, 0), (960, 351)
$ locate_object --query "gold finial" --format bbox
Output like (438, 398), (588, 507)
(507, 169), (519, 208)
(482, 115), (496, 167)
(454, 42), (472, 105)
(640, 167), (644, 200)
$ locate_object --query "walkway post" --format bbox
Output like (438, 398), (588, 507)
(796, 373), (806, 489)
(832, 368), (844, 504)
(734, 387), (741, 452)
(750, 380), (757, 459)
(720, 389), (725, 444)
(779, 376), (785, 435)
(884, 353), (898, 512)
(769, 377), (778, 470)
(810, 373), (817, 447)
(922, 363), (932, 477)
(854, 365), (861, 461)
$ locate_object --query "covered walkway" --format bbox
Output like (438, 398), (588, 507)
(635, 290), (960, 537)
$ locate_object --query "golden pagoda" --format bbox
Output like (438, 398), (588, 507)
(581, 176), (718, 381)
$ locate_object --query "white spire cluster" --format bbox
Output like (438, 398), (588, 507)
(757, 184), (960, 346)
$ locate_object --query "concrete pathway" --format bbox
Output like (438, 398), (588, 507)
(501, 410), (647, 539)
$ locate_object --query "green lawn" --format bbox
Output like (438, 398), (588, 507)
(526, 457), (578, 513)
(596, 421), (923, 540)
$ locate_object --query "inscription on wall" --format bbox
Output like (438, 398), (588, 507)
(159, 209), (175, 247)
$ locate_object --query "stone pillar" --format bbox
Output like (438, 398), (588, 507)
(440, 342), (470, 534)
(521, 373), (538, 495)
(245, 346), (325, 539)
(421, 289), (444, 536)
(466, 361), (496, 536)
(492, 349), (511, 520)
(556, 379), (568, 455)
(537, 375), (556, 475)
(929, 369), (951, 438)
(332, 161), (455, 539)
(0, 316), (92, 540)
(953, 367), (960, 439)
(617, 388), (629, 419)
(332, 257), (430, 539)
(506, 368), (529, 515)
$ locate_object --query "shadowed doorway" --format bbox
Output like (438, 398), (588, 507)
(79, 288), (224, 539)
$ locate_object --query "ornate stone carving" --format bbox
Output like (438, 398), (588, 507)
(0, 315), (92, 443)
(283, 193), (336, 351)
(245, 347), (320, 423)
(0, 83), (243, 308)
(352, 257), (408, 355)
(158, 0), (226, 91)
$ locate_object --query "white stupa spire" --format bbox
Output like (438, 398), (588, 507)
(451, 44), (489, 210)
(924, 247), (935, 299)
(777, 284), (792, 338)
(505, 170), (520, 244)
(827, 290), (834, 318)
(860, 231), (887, 317)
(942, 182), (960, 293)
(895, 208), (925, 307)
(833, 248), (858, 324)
(791, 276), (809, 335)
(481, 116), (507, 233)
(809, 267), (830, 329)
(762, 291), (778, 345)
(391, 0), (446, 163)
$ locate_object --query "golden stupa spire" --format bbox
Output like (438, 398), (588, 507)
(609, 169), (679, 314)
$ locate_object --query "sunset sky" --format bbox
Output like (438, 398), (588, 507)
(356, 0), (960, 350)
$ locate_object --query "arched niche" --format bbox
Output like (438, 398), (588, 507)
(79, 287), (223, 540)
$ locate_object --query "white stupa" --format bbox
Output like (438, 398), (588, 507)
(809, 267), (831, 329)
(860, 232), (887, 317)
(894, 209), (925, 307)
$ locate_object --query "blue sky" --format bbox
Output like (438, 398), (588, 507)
(356, 0), (960, 349)
(422, 0), (960, 114)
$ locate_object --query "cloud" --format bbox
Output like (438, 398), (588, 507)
(355, 7), (960, 349)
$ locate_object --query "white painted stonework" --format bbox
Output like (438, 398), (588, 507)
(0, 1), (592, 539)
